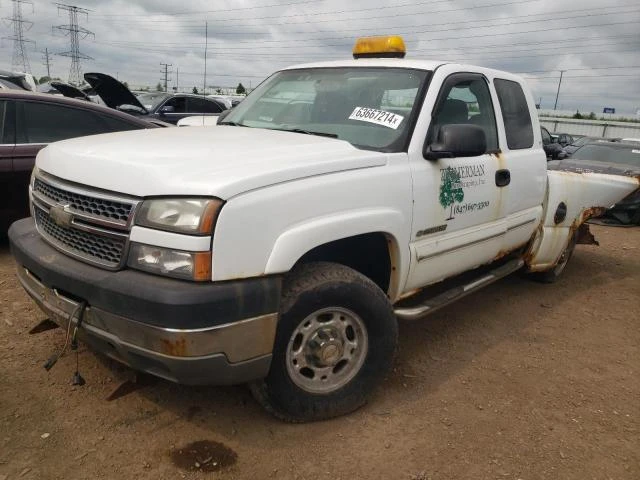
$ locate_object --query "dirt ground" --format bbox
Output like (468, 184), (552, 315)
(0, 224), (638, 480)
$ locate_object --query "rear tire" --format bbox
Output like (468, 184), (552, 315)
(529, 233), (577, 283)
(250, 262), (398, 422)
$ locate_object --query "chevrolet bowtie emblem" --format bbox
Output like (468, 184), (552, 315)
(49, 204), (73, 228)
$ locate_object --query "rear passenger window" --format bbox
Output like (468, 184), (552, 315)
(21, 102), (107, 144)
(494, 79), (534, 150)
(100, 115), (144, 132)
(0, 101), (5, 143)
(188, 97), (223, 114)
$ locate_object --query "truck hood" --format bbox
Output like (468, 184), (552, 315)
(36, 126), (389, 199)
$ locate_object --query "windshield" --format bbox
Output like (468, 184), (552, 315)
(221, 67), (430, 152)
(572, 143), (640, 167)
(136, 92), (169, 110)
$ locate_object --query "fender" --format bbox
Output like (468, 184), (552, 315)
(526, 170), (639, 271)
(265, 208), (409, 298)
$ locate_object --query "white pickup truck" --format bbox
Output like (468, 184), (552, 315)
(9, 36), (639, 422)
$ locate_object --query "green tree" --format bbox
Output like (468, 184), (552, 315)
(236, 82), (246, 94)
(192, 86), (199, 94)
(122, 81), (129, 89)
(439, 167), (465, 220)
(588, 112), (596, 120)
(38, 76), (51, 84)
(156, 82), (163, 92)
(572, 110), (583, 119)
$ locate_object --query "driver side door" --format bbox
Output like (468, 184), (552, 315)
(405, 72), (506, 290)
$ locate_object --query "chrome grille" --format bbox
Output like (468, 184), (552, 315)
(31, 172), (138, 270)
(34, 207), (126, 268)
(33, 177), (133, 225)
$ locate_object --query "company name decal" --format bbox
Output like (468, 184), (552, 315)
(439, 163), (489, 220)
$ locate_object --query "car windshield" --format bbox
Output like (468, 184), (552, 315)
(572, 143), (640, 167)
(221, 67), (430, 152)
(136, 92), (169, 110)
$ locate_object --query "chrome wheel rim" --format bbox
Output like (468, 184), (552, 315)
(285, 307), (368, 394)
(554, 240), (575, 275)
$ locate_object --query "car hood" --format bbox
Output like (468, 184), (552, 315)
(50, 81), (91, 101)
(84, 72), (147, 113)
(548, 159), (640, 177)
(36, 126), (389, 199)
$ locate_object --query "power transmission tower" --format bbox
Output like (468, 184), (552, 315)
(53, 3), (94, 85)
(160, 62), (172, 92)
(2, 0), (35, 73)
(42, 47), (52, 78)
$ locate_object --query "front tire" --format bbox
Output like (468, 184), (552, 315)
(250, 262), (398, 422)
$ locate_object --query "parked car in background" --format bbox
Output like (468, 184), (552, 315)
(558, 135), (609, 159)
(0, 69), (37, 91)
(176, 115), (220, 127)
(541, 126), (563, 159)
(549, 141), (640, 225)
(555, 132), (576, 147)
(0, 90), (161, 234)
(83, 73), (227, 125)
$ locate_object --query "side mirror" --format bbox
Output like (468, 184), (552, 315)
(159, 105), (175, 114)
(424, 124), (487, 160)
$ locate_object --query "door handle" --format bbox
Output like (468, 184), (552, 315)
(495, 169), (511, 187)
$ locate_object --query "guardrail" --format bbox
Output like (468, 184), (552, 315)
(539, 117), (640, 139)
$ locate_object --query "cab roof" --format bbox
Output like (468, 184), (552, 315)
(280, 58), (526, 84)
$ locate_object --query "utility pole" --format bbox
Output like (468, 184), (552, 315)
(53, 4), (94, 85)
(175, 67), (179, 92)
(160, 62), (172, 92)
(203, 21), (208, 96)
(42, 47), (52, 78)
(3, 0), (35, 73)
(553, 70), (565, 111)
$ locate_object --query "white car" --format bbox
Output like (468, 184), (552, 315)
(176, 115), (220, 127)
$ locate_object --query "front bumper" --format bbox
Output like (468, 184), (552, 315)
(9, 217), (282, 385)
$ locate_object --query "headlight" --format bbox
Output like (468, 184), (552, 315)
(127, 243), (211, 281)
(135, 198), (222, 235)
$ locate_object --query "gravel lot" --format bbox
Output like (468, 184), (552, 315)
(1, 224), (638, 480)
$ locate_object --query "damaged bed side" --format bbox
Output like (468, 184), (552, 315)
(525, 170), (640, 272)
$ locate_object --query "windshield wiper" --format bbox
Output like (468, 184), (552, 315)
(272, 127), (338, 138)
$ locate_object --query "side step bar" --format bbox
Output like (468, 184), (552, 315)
(394, 258), (524, 321)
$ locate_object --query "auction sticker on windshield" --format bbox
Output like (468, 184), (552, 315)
(349, 107), (404, 130)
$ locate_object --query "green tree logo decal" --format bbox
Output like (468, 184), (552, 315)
(439, 167), (465, 220)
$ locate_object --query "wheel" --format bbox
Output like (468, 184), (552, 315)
(529, 233), (577, 283)
(250, 262), (398, 422)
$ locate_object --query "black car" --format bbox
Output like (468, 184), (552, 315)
(83, 73), (227, 125)
(558, 136), (609, 159)
(548, 141), (640, 225)
(0, 90), (161, 234)
(541, 126), (563, 159)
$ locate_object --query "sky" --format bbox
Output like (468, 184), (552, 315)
(2, 0), (639, 115)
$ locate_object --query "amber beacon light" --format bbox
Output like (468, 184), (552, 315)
(352, 35), (406, 59)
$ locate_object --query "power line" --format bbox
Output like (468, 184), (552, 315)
(53, 3), (95, 85)
(2, 0), (35, 73)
